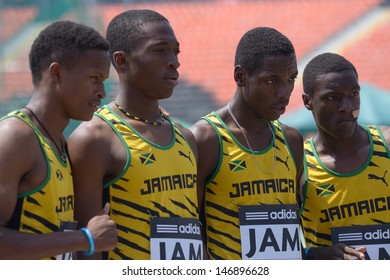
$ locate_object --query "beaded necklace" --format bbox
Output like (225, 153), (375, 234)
(23, 107), (67, 163)
(113, 98), (165, 126)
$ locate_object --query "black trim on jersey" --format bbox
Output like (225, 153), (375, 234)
(22, 223), (41, 234)
(26, 196), (40, 207)
(373, 139), (383, 146)
(170, 199), (197, 217)
(175, 137), (183, 145)
(6, 198), (23, 230)
(111, 183), (127, 192)
(111, 208), (149, 223)
(221, 135), (233, 144)
(208, 236), (241, 259)
(303, 226), (332, 242)
(206, 213), (238, 228)
(205, 200), (238, 218)
(118, 235), (150, 254)
(111, 196), (159, 217)
(150, 201), (178, 217)
(207, 225), (240, 242)
(185, 195), (199, 212)
(111, 247), (133, 260)
(371, 218), (389, 224)
(300, 213), (311, 222)
(275, 133), (285, 145)
(206, 187), (217, 195)
(373, 150), (389, 158)
(306, 162), (319, 170)
(116, 223), (149, 240)
(24, 210), (59, 232)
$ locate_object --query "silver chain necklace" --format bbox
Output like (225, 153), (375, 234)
(24, 107), (67, 163)
(227, 102), (276, 174)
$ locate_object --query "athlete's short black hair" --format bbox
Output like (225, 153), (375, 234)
(234, 27), (295, 75)
(303, 52), (358, 96)
(29, 20), (109, 87)
(106, 9), (169, 64)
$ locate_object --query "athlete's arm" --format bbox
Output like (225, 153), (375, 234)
(68, 117), (119, 259)
(306, 244), (366, 260)
(0, 118), (114, 259)
(190, 119), (220, 259)
(281, 124), (304, 203)
(379, 125), (390, 147)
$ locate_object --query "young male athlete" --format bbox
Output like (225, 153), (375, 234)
(190, 27), (304, 260)
(0, 20), (117, 260)
(68, 10), (201, 260)
(300, 52), (390, 260)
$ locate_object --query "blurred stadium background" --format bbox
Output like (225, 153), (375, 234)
(1, 0), (390, 138)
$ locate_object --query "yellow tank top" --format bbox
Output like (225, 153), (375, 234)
(203, 112), (298, 259)
(3, 110), (74, 260)
(301, 125), (390, 248)
(96, 105), (199, 260)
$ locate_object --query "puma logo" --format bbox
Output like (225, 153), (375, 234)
(368, 170), (388, 187)
(56, 169), (63, 181)
(179, 151), (194, 165)
(276, 156), (290, 171)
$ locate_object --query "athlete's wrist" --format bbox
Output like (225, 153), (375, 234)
(80, 228), (95, 256)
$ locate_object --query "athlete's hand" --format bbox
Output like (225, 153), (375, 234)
(307, 244), (365, 260)
(344, 245), (366, 260)
(86, 203), (117, 252)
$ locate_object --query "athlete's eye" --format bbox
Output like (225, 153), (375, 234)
(325, 95), (336, 100)
(154, 48), (165, 53)
(289, 76), (297, 83)
(351, 92), (359, 97)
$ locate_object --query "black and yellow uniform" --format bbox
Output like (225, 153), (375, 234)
(2, 110), (74, 260)
(203, 112), (298, 259)
(96, 105), (199, 260)
(301, 125), (390, 247)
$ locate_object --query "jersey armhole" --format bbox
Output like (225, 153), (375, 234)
(95, 111), (131, 189)
(201, 114), (223, 184)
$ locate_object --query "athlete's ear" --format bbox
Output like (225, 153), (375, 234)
(302, 93), (312, 111)
(49, 62), (61, 81)
(234, 65), (246, 87)
(113, 51), (128, 71)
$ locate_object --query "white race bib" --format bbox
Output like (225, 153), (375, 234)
(150, 217), (203, 260)
(239, 204), (301, 259)
(332, 224), (390, 260)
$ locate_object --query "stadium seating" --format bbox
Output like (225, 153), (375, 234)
(0, 0), (388, 130)
(96, 0), (384, 111)
(0, 6), (37, 43)
(342, 8), (390, 92)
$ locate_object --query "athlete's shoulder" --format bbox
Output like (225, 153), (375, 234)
(0, 114), (37, 146)
(68, 113), (115, 154)
(191, 116), (220, 144)
(378, 125), (390, 146)
(0, 113), (43, 176)
(278, 122), (304, 147)
(278, 121), (304, 175)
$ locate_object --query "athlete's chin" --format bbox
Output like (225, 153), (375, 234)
(72, 112), (95, 122)
(333, 129), (356, 140)
(159, 90), (175, 100)
(270, 107), (286, 119)
(268, 112), (282, 121)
